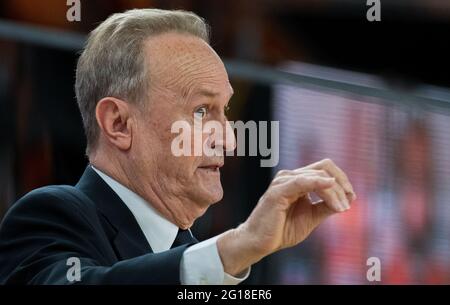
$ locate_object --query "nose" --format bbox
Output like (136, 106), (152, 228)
(223, 120), (236, 152)
(210, 120), (236, 153)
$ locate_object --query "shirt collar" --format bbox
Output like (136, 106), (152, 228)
(91, 166), (179, 253)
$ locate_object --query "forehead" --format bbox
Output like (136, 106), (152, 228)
(143, 32), (232, 98)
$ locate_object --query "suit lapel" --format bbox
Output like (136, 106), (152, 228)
(75, 166), (153, 260)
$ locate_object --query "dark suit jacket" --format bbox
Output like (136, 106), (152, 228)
(0, 166), (193, 284)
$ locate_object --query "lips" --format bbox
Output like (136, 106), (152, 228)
(199, 165), (220, 170)
(198, 161), (224, 172)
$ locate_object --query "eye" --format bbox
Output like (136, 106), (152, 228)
(194, 106), (208, 119)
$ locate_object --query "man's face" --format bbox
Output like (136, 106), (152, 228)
(129, 32), (235, 226)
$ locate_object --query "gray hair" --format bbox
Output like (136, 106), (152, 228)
(75, 8), (210, 155)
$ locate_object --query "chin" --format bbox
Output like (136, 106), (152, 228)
(209, 189), (224, 204)
(199, 186), (223, 206)
(186, 187), (223, 223)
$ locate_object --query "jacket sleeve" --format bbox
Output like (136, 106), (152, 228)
(0, 188), (188, 284)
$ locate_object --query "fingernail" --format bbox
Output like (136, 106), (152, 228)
(346, 192), (356, 202)
(342, 200), (350, 210)
(334, 203), (343, 212)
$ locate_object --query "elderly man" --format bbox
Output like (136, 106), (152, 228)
(0, 9), (355, 284)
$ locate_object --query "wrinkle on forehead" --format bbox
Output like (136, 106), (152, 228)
(143, 32), (230, 101)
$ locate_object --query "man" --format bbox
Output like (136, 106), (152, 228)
(0, 9), (356, 284)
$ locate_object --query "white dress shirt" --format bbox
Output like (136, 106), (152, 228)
(92, 166), (250, 284)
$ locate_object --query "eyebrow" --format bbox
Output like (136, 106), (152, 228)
(196, 86), (234, 100)
(198, 88), (219, 98)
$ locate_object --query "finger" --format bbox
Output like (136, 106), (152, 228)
(315, 185), (344, 212)
(278, 169), (328, 177)
(333, 183), (350, 211)
(301, 159), (356, 200)
(275, 170), (346, 212)
(300, 170), (348, 212)
(273, 175), (335, 204)
(273, 169), (325, 183)
(272, 170), (330, 186)
(345, 191), (355, 204)
(324, 164), (355, 200)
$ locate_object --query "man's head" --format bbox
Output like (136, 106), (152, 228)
(75, 9), (236, 229)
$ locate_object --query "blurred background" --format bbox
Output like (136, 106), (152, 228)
(1, 0), (449, 284)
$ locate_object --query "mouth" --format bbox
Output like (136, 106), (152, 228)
(197, 162), (224, 173)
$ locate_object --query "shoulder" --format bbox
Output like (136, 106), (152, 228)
(1, 184), (98, 229)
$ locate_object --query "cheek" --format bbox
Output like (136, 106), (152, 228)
(165, 154), (199, 176)
(181, 156), (200, 173)
(145, 113), (204, 169)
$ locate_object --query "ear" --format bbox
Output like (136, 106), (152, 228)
(95, 97), (133, 151)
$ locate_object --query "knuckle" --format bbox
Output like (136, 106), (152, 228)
(319, 183), (333, 193)
(276, 169), (289, 177)
(271, 176), (285, 185)
(337, 186), (348, 197)
(335, 186), (345, 196)
(322, 158), (335, 166)
(317, 169), (328, 177)
(295, 175), (310, 186)
(270, 178), (280, 186)
(294, 175), (305, 183)
(261, 192), (276, 203)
